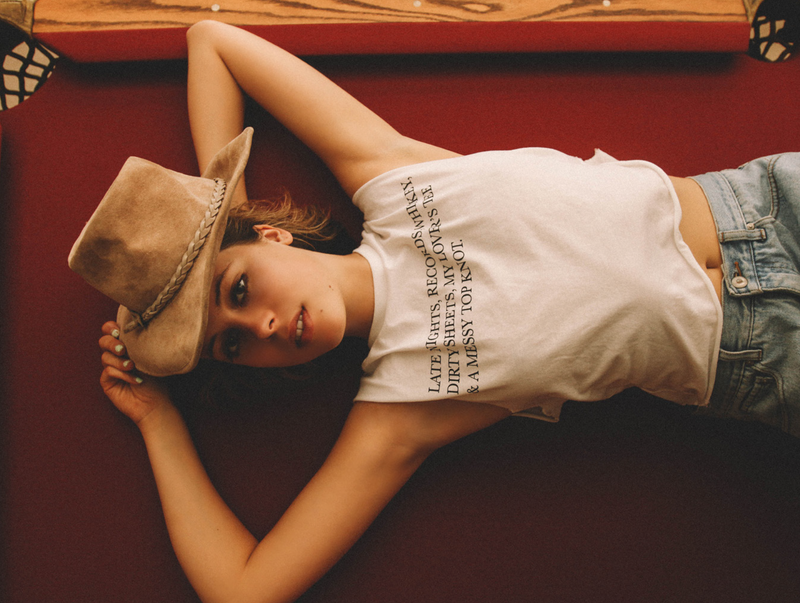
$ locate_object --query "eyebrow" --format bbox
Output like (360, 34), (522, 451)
(205, 334), (218, 362)
(206, 264), (231, 360)
(213, 264), (231, 308)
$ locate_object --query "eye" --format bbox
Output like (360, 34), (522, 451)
(230, 274), (248, 307)
(222, 329), (242, 361)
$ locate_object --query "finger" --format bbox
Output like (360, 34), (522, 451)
(101, 365), (143, 388)
(99, 334), (128, 356)
(101, 321), (122, 338)
(101, 350), (136, 372)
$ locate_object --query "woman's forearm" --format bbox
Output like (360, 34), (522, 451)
(138, 403), (258, 603)
(187, 22), (248, 206)
(184, 20), (434, 198)
(136, 401), (435, 603)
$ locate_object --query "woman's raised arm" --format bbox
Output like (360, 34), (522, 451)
(186, 20), (457, 198)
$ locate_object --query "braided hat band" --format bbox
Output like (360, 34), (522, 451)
(123, 178), (227, 333)
(69, 127), (253, 376)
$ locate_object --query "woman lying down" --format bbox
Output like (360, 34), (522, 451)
(68, 20), (800, 603)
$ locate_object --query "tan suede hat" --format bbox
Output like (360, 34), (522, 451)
(69, 128), (254, 376)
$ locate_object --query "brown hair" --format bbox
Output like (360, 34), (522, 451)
(167, 336), (368, 415)
(221, 192), (354, 256)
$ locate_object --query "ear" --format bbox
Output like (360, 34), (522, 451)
(253, 224), (294, 245)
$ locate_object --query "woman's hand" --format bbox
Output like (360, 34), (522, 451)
(99, 321), (172, 427)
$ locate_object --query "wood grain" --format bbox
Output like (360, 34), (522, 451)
(33, 0), (747, 33)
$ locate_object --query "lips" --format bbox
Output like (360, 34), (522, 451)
(293, 307), (313, 347)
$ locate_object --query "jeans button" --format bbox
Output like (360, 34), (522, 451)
(732, 275), (748, 288)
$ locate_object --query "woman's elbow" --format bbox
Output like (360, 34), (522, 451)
(187, 19), (227, 46)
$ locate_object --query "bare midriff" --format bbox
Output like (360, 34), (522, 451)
(669, 176), (723, 304)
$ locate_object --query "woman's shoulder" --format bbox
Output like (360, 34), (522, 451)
(352, 137), (462, 194)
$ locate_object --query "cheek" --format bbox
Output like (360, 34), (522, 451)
(316, 307), (347, 346)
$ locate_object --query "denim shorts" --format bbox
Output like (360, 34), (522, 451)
(690, 153), (800, 438)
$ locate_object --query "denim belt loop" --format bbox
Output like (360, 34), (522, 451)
(690, 171), (763, 297)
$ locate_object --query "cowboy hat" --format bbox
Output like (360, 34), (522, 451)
(68, 127), (253, 376)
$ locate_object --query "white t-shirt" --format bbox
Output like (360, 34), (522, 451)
(352, 148), (722, 421)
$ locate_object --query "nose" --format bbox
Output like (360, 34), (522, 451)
(241, 309), (277, 339)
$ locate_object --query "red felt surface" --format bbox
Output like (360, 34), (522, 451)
(1, 48), (800, 603)
(35, 21), (750, 63)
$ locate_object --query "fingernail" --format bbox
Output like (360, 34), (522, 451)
(111, 329), (120, 338)
(135, 377), (143, 384)
(115, 344), (124, 353)
(123, 360), (132, 368)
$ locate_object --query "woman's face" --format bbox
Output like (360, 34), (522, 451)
(203, 226), (348, 367)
